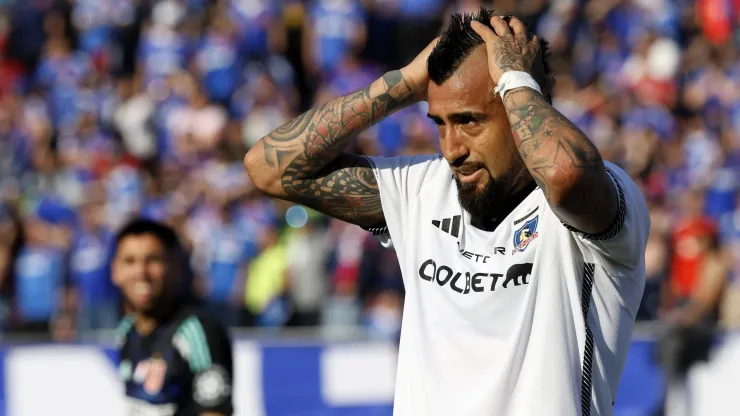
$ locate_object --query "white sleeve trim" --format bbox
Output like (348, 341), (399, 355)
(359, 155), (390, 236)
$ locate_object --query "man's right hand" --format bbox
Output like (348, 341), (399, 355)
(245, 36), (441, 229)
(401, 37), (439, 102)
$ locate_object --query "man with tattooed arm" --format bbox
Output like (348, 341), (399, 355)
(245, 9), (649, 416)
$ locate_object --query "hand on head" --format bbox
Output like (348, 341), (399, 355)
(470, 16), (541, 85)
(400, 37), (440, 102)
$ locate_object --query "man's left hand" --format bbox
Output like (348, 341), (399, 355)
(470, 16), (539, 85)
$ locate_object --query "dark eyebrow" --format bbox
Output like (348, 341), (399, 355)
(427, 111), (488, 122)
(452, 111), (486, 119)
(426, 113), (443, 123)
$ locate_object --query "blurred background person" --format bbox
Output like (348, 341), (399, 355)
(245, 223), (289, 328)
(662, 189), (718, 315)
(719, 193), (740, 330)
(199, 200), (249, 329)
(13, 209), (71, 339)
(69, 182), (118, 333)
(0, 201), (21, 336)
(285, 209), (330, 327)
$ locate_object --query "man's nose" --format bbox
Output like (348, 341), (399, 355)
(441, 129), (469, 166)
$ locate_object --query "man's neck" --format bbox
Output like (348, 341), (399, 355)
(133, 298), (179, 336)
(134, 314), (159, 336)
(470, 181), (537, 232)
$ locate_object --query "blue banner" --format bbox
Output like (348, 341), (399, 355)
(0, 338), (672, 416)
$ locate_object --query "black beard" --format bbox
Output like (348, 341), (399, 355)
(455, 175), (499, 221)
(454, 168), (528, 230)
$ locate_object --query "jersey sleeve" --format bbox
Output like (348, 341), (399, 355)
(563, 162), (651, 269)
(174, 315), (234, 415)
(115, 315), (135, 350)
(364, 154), (442, 249)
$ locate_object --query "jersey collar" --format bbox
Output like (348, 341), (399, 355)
(456, 183), (539, 255)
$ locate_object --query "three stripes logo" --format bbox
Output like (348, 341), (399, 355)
(431, 215), (461, 238)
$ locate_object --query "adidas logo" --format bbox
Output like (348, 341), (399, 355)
(432, 215), (461, 238)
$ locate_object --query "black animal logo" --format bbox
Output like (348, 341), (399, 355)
(502, 263), (533, 289)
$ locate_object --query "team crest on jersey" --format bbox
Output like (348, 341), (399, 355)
(512, 216), (539, 254)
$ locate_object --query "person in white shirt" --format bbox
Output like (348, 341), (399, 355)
(245, 8), (650, 416)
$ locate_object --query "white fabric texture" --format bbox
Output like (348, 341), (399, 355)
(365, 155), (649, 416)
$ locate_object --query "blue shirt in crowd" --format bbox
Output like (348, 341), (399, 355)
(206, 223), (250, 303)
(35, 196), (78, 228)
(309, 0), (365, 74)
(105, 165), (144, 220)
(397, 0), (444, 18)
(137, 28), (188, 88)
(73, 0), (114, 55)
(35, 52), (92, 129)
(70, 228), (116, 307)
(15, 245), (66, 322)
(230, 0), (275, 58)
(197, 32), (241, 103)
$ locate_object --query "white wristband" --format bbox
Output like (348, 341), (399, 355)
(493, 71), (542, 99)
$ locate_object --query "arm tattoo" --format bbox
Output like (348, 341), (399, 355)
(260, 70), (415, 226)
(492, 37), (537, 74)
(503, 87), (617, 233)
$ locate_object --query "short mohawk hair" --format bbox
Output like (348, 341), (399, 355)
(427, 7), (551, 85)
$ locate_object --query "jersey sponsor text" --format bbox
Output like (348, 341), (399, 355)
(418, 259), (533, 294)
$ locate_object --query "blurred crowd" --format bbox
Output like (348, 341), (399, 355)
(0, 0), (739, 343)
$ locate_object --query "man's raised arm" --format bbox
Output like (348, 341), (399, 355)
(244, 41), (436, 228)
(472, 17), (618, 235)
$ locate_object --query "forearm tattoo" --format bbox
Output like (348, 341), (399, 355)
(503, 87), (604, 204)
(260, 70), (415, 226)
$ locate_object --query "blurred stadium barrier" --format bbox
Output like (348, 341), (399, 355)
(0, 324), (738, 416)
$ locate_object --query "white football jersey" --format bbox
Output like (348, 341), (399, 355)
(366, 154), (649, 416)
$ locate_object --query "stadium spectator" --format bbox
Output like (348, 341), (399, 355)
(663, 189), (718, 313)
(639, 201), (670, 321)
(364, 289), (402, 341)
(245, 223), (288, 327)
(358, 232), (403, 340)
(655, 230), (729, 416)
(229, 0), (286, 60)
(13, 210), (71, 336)
(238, 69), (290, 149)
(662, 231), (729, 327)
(392, 0), (445, 66)
(136, 0), (187, 92)
(302, 0), (366, 79)
(719, 192), (740, 329)
(285, 212), (330, 327)
(321, 220), (365, 332)
(0, 202), (20, 333)
(69, 182), (118, 332)
(103, 160), (143, 231)
(194, 4), (242, 108)
(200, 201), (249, 328)
(168, 79), (228, 160)
(111, 75), (157, 161)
